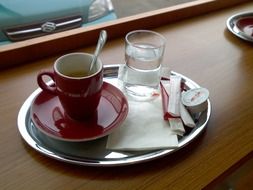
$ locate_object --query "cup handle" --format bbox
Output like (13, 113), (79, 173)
(37, 71), (57, 95)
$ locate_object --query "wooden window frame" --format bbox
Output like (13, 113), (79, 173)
(0, 0), (250, 69)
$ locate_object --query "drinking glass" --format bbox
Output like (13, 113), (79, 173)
(122, 30), (166, 101)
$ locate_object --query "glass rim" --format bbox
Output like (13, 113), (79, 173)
(125, 30), (166, 49)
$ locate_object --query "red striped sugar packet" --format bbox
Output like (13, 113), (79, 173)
(160, 78), (196, 128)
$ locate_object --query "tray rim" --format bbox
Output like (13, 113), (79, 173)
(17, 64), (211, 167)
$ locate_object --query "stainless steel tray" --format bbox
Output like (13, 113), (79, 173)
(226, 12), (253, 42)
(17, 65), (211, 167)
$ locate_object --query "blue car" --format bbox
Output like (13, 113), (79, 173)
(0, 0), (116, 44)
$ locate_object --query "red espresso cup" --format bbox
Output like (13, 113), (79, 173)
(37, 52), (103, 121)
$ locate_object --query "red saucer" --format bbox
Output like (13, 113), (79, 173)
(236, 17), (253, 37)
(31, 82), (128, 142)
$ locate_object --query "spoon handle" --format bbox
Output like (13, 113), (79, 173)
(89, 30), (107, 72)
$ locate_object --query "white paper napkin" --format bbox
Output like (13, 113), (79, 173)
(106, 95), (179, 151)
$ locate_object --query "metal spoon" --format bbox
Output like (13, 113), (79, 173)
(89, 30), (107, 72)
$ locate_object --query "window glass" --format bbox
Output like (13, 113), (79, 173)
(0, 0), (116, 44)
